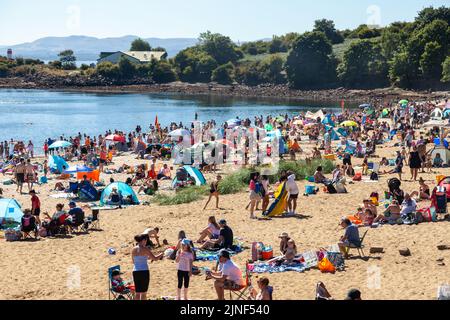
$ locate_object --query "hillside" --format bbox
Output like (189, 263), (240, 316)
(0, 35), (198, 61)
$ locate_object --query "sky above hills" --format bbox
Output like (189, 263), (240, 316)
(0, 0), (448, 45)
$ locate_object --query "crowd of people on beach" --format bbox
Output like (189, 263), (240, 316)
(1, 97), (450, 300)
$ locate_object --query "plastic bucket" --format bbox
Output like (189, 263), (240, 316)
(261, 248), (273, 260)
(305, 185), (316, 195)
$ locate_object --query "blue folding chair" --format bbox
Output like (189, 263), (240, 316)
(108, 265), (134, 300)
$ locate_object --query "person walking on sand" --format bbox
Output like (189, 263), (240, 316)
(25, 159), (36, 192)
(132, 233), (164, 300)
(175, 239), (194, 300)
(14, 158), (26, 194)
(203, 175), (222, 210)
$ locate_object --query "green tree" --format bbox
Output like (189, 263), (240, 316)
(269, 36), (287, 53)
(338, 40), (388, 87)
(95, 62), (120, 79)
(259, 54), (285, 83)
(389, 50), (416, 88)
(415, 6), (450, 28)
(174, 47), (217, 82)
(442, 56), (450, 82)
(150, 60), (177, 83)
(211, 62), (235, 84)
(199, 31), (243, 65)
(313, 19), (344, 44)
(130, 38), (152, 51)
(420, 41), (445, 79)
(0, 63), (8, 77)
(285, 31), (337, 89)
(58, 50), (76, 70)
(118, 57), (136, 79)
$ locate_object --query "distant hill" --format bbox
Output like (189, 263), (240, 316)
(0, 35), (198, 61)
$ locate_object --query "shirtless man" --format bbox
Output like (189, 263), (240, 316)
(15, 158), (26, 194)
(25, 159), (36, 192)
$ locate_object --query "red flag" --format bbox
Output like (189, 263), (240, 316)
(155, 115), (160, 130)
(341, 99), (345, 112)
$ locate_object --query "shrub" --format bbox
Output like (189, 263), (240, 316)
(154, 186), (208, 206)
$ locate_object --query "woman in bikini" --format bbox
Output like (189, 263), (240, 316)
(203, 175), (222, 210)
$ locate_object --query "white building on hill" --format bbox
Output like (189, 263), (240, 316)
(97, 51), (167, 64)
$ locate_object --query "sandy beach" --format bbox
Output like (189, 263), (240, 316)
(1, 137), (450, 301)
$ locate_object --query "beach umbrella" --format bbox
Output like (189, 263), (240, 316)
(359, 103), (372, 109)
(340, 121), (358, 127)
(265, 123), (274, 131)
(105, 134), (126, 143)
(168, 128), (190, 137)
(275, 116), (285, 123)
(63, 165), (94, 174)
(48, 140), (72, 149)
(227, 119), (242, 126)
(399, 99), (409, 105)
(293, 120), (303, 125)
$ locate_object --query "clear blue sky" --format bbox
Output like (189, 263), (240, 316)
(0, 0), (448, 45)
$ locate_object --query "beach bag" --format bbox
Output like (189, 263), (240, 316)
(326, 183), (337, 194)
(418, 207), (432, 222)
(255, 182), (265, 197)
(318, 257), (336, 273)
(5, 229), (22, 242)
(38, 227), (47, 237)
(370, 172), (379, 181)
(353, 173), (362, 181)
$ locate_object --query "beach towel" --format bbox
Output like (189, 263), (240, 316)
(50, 193), (76, 199)
(251, 262), (307, 273)
(194, 245), (243, 261)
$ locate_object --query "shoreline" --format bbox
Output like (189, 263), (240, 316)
(1, 77), (449, 103)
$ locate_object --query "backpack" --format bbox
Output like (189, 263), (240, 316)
(326, 183), (337, 194)
(370, 172), (379, 181)
(255, 182), (264, 197)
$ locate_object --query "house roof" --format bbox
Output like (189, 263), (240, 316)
(123, 51), (167, 62)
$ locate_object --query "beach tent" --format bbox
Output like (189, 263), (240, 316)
(171, 165), (206, 188)
(305, 110), (325, 120)
(263, 182), (288, 217)
(430, 146), (450, 166)
(381, 108), (390, 118)
(322, 114), (335, 127)
(63, 165), (93, 174)
(79, 183), (99, 201)
(48, 155), (69, 174)
(337, 127), (348, 137)
(325, 125), (340, 140)
(443, 109), (450, 119)
(430, 108), (444, 120)
(99, 182), (139, 206)
(0, 198), (23, 224)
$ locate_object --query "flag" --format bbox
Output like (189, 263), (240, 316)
(155, 115), (160, 130)
(341, 99), (345, 112)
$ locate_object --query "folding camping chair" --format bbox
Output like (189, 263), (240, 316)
(108, 265), (134, 300)
(21, 215), (38, 240)
(228, 262), (253, 300)
(345, 230), (369, 258)
(87, 209), (100, 230)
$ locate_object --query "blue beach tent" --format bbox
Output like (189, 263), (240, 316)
(48, 155), (69, 174)
(172, 165), (207, 188)
(100, 182), (139, 205)
(322, 114), (335, 127)
(0, 199), (24, 224)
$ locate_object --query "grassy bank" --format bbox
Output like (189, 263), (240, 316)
(153, 159), (334, 206)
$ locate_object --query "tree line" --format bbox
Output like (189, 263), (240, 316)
(1, 6), (449, 89)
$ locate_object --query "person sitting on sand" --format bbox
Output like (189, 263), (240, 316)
(410, 177), (430, 200)
(250, 277), (272, 300)
(283, 239), (297, 264)
(197, 216), (221, 243)
(314, 166), (331, 184)
(362, 208), (375, 226)
(157, 164), (171, 180)
(312, 147), (322, 159)
(138, 179), (158, 196)
(201, 219), (233, 250)
(433, 153), (444, 168)
(400, 193), (417, 217)
(143, 227), (161, 248)
(205, 250), (245, 300)
(107, 187), (122, 205)
(374, 200), (401, 224)
(278, 232), (291, 255)
(362, 199), (377, 217)
(338, 218), (361, 259)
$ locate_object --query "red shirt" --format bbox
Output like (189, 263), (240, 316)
(31, 195), (40, 209)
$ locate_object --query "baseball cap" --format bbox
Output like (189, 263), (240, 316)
(219, 219), (227, 225)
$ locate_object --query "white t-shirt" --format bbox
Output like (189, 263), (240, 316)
(286, 174), (299, 195)
(220, 260), (244, 286)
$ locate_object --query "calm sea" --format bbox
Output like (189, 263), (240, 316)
(0, 89), (354, 152)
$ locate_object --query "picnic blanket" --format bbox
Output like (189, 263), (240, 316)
(194, 245), (243, 261)
(251, 262), (307, 273)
